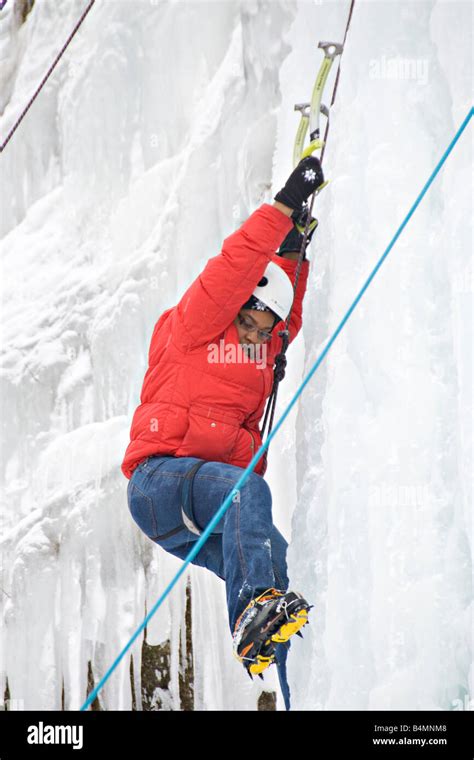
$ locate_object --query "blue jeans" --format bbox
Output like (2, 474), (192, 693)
(127, 454), (292, 710)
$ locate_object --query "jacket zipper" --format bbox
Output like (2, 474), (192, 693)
(247, 429), (256, 455)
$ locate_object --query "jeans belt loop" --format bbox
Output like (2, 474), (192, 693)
(180, 459), (207, 536)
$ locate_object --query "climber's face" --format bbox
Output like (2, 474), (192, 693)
(234, 309), (275, 346)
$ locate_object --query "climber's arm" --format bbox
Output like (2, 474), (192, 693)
(171, 204), (293, 350)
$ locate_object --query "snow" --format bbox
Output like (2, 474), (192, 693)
(0, 0), (471, 711)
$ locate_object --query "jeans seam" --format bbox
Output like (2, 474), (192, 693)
(273, 564), (284, 590)
(196, 475), (237, 485)
(156, 472), (237, 485)
(235, 500), (248, 579)
(131, 480), (150, 501)
(129, 481), (159, 536)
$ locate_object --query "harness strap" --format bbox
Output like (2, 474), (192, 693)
(180, 459), (208, 536)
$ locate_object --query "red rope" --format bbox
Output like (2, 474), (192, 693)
(261, 0), (356, 458)
(320, 0), (355, 164)
(0, 0), (95, 153)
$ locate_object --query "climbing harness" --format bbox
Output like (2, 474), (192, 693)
(180, 459), (207, 537)
(131, 455), (207, 540)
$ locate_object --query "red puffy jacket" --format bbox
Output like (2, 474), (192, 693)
(121, 203), (309, 480)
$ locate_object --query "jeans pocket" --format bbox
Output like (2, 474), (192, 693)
(128, 481), (159, 538)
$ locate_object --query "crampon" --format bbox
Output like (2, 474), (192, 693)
(232, 588), (313, 680)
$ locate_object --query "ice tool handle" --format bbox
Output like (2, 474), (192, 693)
(292, 41), (343, 168)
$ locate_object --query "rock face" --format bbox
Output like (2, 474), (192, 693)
(139, 578), (194, 711)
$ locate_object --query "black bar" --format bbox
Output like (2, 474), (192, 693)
(0, 709), (472, 757)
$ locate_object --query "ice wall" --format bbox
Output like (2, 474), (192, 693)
(0, 0), (471, 711)
(0, 0), (299, 710)
(282, 0), (472, 710)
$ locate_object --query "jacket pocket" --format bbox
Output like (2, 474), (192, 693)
(228, 426), (262, 466)
(178, 405), (241, 461)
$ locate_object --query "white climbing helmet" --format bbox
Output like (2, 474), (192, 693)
(249, 261), (294, 322)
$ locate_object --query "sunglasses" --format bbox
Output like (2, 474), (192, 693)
(237, 312), (274, 343)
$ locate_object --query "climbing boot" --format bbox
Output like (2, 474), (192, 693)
(232, 587), (313, 679)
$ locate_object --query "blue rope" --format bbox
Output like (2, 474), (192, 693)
(81, 106), (472, 711)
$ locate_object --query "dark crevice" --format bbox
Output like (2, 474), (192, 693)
(2, 678), (10, 710)
(141, 574), (194, 710)
(86, 661), (102, 711)
(178, 576), (194, 710)
(258, 689), (277, 710)
(130, 656), (137, 711)
(16, 0), (35, 24)
(141, 635), (171, 710)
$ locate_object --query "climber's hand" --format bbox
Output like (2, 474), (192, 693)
(274, 151), (325, 212)
(277, 208), (319, 260)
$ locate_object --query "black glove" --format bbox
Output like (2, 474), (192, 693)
(274, 156), (324, 212)
(277, 207), (319, 260)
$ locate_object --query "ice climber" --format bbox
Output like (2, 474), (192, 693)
(122, 151), (324, 710)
